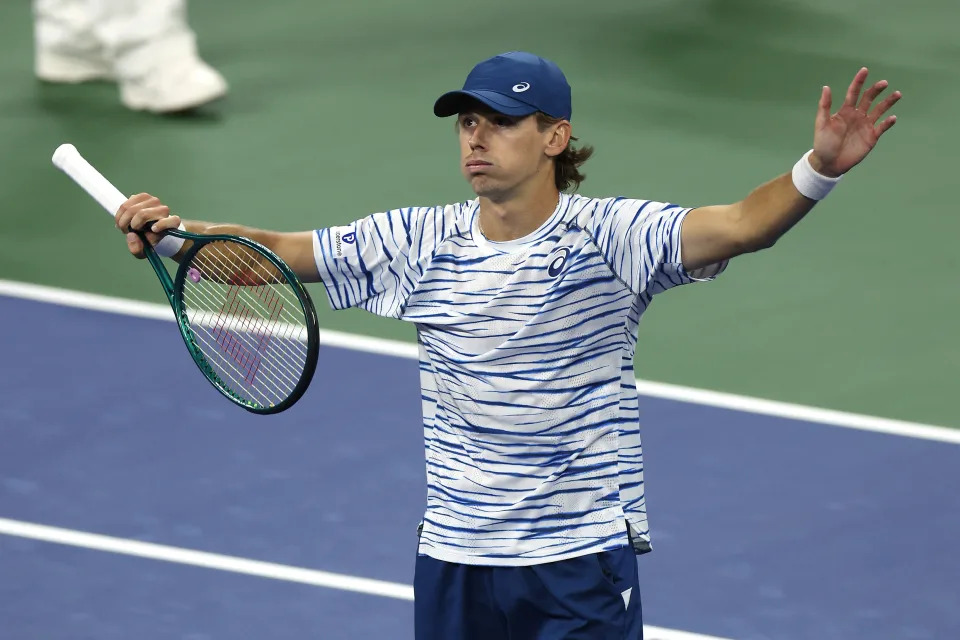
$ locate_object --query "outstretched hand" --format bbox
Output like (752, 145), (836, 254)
(810, 67), (901, 177)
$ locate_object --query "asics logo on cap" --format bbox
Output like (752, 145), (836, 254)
(432, 52), (572, 120)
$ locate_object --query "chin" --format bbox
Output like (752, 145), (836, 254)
(467, 175), (508, 200)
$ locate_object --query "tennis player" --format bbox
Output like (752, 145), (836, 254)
(116, 51), (899, 639)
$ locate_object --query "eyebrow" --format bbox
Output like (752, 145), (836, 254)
(458, 111), (521, 122)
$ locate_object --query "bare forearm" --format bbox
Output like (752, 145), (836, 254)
(182, 220), (273, 245)
(736, 171), (817, 251)
(681, 158), (830, 270)
(179, 220), (320, 282)
(163, 220), (266, 261)
(114, 194), (321, 280)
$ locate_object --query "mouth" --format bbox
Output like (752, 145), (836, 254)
(465, 160), (492, 174)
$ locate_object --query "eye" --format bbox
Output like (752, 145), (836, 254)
(459, 115), (477, 128)
(494, 116), (516, 127)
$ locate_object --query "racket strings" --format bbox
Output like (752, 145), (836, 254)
(184, 284), (305, 374)
(198, 243), (303, 336)
(188, 241), (281, 285)
(183, 292), (301, 388)
(183, 291), (297, 405)
(183, 290), (302, 400)
(188, 246), (308, 377)
(187, 330), (285, 407)
(180, 239), (311, 407)
(183, 279), (303, 403)
(185, 246), (308, 372)
(191, 244), (311, 371)
(183, 252), (306, 393)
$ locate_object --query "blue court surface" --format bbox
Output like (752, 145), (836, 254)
(1, 288), (958, 640)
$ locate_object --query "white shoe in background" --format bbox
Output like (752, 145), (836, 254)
(33, 0), (228, 113)
(118, 56), (228, 113)
(36, 47), (228, 113)
(35, 47), (114, 83)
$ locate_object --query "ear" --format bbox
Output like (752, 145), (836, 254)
(544, 120), (571, 158)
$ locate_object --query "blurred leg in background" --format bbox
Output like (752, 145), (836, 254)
(33, 0), (228, 113)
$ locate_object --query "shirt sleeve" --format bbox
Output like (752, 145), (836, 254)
(313, 206), (441, 318)
(582, 197), (728, 296)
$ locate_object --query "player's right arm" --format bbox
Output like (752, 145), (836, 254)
(114, 193), (321, 283)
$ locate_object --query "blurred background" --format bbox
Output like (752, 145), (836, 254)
(2, 0), (958, 425)
(1, 1), (958, 639)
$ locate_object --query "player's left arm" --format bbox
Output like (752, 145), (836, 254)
(679, 67), (901, 272)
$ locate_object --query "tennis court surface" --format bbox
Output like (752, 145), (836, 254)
(2, 282), (958, 640)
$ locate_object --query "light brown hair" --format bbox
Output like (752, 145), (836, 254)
(535, 112), (594, 193)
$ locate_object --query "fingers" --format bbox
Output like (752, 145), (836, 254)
(114, 192), (151, 218)
(875, 114), (897, 137)
(115, 193), (171, 233)
(857, 79), (889, 113)
(114, 193), (151, 231)
(149, 214), (182, 233)
(869, 89), (902, 123)
(129, 203), (170, 232)
(141, 216), (181, 248)
(124, 215), (181, 258)
(126, 232), (146, 259)
(843, 67), (869, 108)
(815, 85), (832, 131)
(838, 66), (901, 139)
(142, 231), (165, 248)
(115, 193), (179, 260)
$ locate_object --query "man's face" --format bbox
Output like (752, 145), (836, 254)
(456, 102), (560, 199)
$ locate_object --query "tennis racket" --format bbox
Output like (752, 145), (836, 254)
(51, 143), (320, 415)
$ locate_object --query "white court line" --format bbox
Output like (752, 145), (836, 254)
(0, 517), (733, 640)
(1, 278), (957, 444)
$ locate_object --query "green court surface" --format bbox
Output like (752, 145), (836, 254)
(1, 0), (957, 427)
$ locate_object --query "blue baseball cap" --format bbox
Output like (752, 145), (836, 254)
(433, 51), (572, 120)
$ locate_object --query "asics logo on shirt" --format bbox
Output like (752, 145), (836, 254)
(547, 248), (570, 277)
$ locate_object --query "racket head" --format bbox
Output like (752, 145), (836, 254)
(170, 232), (319, 414)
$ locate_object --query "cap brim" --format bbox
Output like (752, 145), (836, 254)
(433, 90), (538, 118)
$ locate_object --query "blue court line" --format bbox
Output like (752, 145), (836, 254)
(1, 294), (958, 640)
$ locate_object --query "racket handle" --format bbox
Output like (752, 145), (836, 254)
(52, 143), (126, 217)
(52, 143), (185, 258)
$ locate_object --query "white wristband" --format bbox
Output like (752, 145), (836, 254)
(155, 223), (186, 257)
(792, 149), (842, 201)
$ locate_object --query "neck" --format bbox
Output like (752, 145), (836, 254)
(477, 175), (561, 242)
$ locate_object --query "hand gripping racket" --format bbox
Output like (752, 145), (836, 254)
(52, 143), (319, 415)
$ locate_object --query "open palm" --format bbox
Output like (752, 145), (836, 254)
(813, 67), (901, 177)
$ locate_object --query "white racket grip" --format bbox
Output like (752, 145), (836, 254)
(52, 143), (185, 257)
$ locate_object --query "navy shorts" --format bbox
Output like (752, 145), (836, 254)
(413, 546), (642, 640)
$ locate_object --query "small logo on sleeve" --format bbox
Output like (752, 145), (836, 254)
(547, 247), (570, 277)
(332, 226), (355, 258)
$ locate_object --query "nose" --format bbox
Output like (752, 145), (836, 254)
(468, 120), (489, 150)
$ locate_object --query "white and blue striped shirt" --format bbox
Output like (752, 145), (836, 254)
(313, 193), (726, 566)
